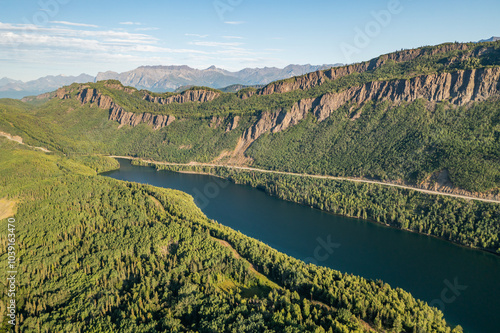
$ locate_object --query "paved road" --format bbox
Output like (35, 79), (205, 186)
(110, 155), (500, 204)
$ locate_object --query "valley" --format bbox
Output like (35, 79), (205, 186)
(1, 39), (499, 332)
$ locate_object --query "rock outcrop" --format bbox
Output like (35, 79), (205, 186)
(71, 87), (176, 130)
(108, 108), (175, 130)
(209, 115), (240, 132)
(142, 89), (220, 105)
(57, 84), (222, 130)
(256, 43), (476, 96)
(226, 116), (240, 132)
(235, 68), (500, 155)
(310, 67), (500, 121)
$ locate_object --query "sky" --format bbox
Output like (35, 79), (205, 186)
(0, 0), (499, 81)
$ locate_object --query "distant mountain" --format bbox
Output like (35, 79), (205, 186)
(95, 64), (341, 92)
(0, 74), (94, 99)
(174, 84), (265, 93)
(0, 77), (22, 87)
(479, 36), (500, 42)
(0, 64), (341, 99)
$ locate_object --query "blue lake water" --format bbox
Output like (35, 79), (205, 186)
(103, 159), (500, 333)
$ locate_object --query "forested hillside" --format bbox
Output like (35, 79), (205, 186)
(0, 40), (498, 254)
(1, 41), (499, 193)
(147, 162), (500, 253)
(0, 140), (461, 332)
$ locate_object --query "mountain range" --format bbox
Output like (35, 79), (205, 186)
(0, 64), (340, 99)
(0, 74), (95, 99)
(479, 36), (500, 42)
(1, 40), (500, 333)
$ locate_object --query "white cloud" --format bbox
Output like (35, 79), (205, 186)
(50, 21), (98, 28)
(0, 22), (205, 56)
(190, 41), (244, 47)
(185, 33), (209, 38)
(224, 21), (245, 25)
(0, 21), (281, 80)
(119, 22), (142, 25)
(136, 27), (159, 31)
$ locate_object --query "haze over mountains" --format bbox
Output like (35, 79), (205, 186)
(0, 64), (340, 99)
(479, 36), (500, 42)
(0, 74), (94, 99)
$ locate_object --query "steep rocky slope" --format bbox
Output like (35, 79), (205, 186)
(95, 64), (339, 91)
(55, 84), (223, 129)
(142, 89), (220, 104)
(233, 67), (500, 156)
(255, 42), (489, 96)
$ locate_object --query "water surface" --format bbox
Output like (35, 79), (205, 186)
(103, 159), (500, 333)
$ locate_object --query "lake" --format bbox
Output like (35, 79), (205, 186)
(103, 159), (500, 333)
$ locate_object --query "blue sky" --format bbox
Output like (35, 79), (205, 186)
(0, 0), (498, 81)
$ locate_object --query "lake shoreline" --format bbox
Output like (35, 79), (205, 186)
(104, 156), (500, 258)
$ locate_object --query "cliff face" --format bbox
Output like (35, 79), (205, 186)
(109, 108), (175, 130)
(71, 87), (176, 130)
(54, 83), (224, 130)
(235, 68), (500, 155)
(209, 115), (240, 132)
(142, 89), (220, 105)
(256, 43), (474, 96)
(311, 67), (500, 121)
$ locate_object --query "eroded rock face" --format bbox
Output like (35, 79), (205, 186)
(256, 43), (474, 96)
(142, 89), (220, 105)
(237, 68), (500, 153)
(311, 67), (500, 121)
(73, 88), (176, 130)
(209, 115), (240, 132)
(226, 116), (240, 132)
(57, 85), (221, 130)
(109, 108), (175, 130)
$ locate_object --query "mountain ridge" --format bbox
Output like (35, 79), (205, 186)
(0, 64), (340, 99)
(2, 40), (500, 256)
(95, 64), (341, 92)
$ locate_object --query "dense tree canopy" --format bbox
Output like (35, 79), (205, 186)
(0, 139), (460, 332)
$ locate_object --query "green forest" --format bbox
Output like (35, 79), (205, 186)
(247, 98), (500, 192)
(0, 40), (499, 332)
(150, 162), (500, 253)
(0, 139), (462, 332)
(1, 42), (499, 194)
(0, 42), (498, 257)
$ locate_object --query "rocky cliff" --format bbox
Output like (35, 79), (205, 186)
(235, 68), (500, 155)
(256, 43), (477, 96)
(57, 86), (176, 130)
(311, 67), (500, 121)
(209, 115), (240, 132)
(109, 108), (175, 130)
(142, 89), (220, 104)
